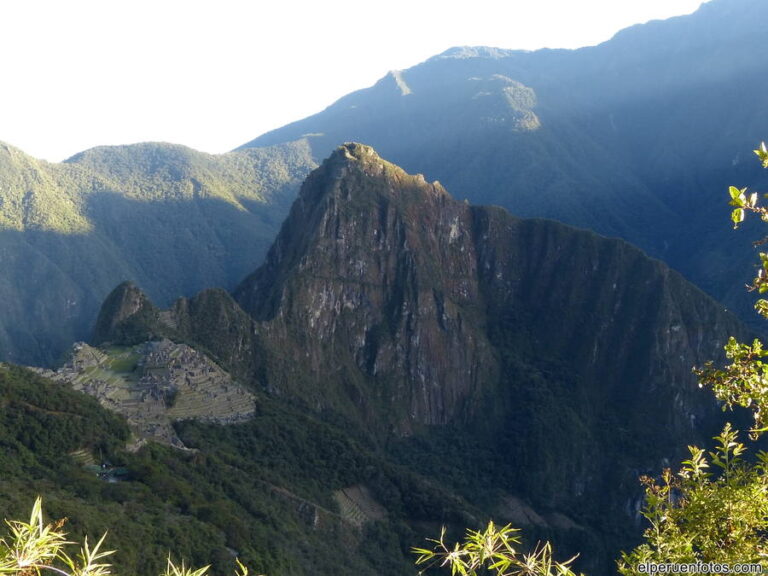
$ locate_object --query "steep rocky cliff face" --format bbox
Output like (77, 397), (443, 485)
(466, 210), (746, 520)
(229, 144), (743, 436)
(235, 144), (497, 430)
(95, 144), (749, 574)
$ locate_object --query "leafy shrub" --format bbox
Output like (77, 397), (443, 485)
(0, 498), (255, 576)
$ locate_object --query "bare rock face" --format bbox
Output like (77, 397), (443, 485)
(235, 143), (497, 430)
(229, 144), (744, 439)
(99, 143), (746, 442)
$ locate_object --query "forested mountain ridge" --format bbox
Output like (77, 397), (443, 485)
(239, 0), (768, 326)
(0, 140), (315, 365)
(94, 144), (750, 574)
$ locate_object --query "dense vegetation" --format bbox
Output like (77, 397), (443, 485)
(0, 141), (315, 366)
(0, 364), (592, 576)
(0, 363), (495, 575)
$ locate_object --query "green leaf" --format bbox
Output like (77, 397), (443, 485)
(755, 142), (768, 168)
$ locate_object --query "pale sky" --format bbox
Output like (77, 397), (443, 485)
(0, 0), (706, 162)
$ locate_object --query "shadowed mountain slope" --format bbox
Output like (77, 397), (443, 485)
(0, 140), (315, 365)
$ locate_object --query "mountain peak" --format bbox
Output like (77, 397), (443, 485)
(325, 142), (444, 194)
(331, 142), (379, 164)
(328, 141), (406, 173)
(92, 281), (160, 346)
